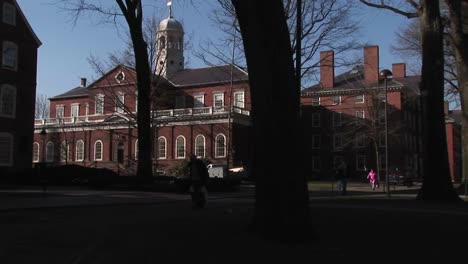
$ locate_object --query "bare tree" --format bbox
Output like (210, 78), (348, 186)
(58, 0), (155, 179)
(35, 94), (50, 119)
(198, 0), (360, 88)
(360, 0), (460, 201)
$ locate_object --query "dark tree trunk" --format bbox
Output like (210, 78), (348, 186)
(445, 0), (468, 188)
(231, 0), (314, 242)
(116, 0), (153, 179)
(417, 0), (459, 201)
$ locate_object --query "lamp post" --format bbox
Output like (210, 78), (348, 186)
(39, 128), (47, 193)
(380, 69), (392, 198)
(40, 128), (47, 162)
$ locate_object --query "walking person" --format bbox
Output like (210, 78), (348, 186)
(367, 169), (379, 190)
(335, 162), (348, 195)
(187, 154), (209, 209)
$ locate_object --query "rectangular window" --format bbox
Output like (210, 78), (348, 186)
(158, 139), (166, 159)
(2, 3), (16, 25)
(2, 41), (17, 70)
(56, 105), (64, 119)
(312, 97), (320, 106)
(312, 135), (321, 149)
(115, 93), (125, 113)
(333, 134), (342, 150)
(95, 95), (104, 115)
(332, 96), (341, 105)
(355, 110), (365, 119)
(214, 93), (224, 107)
(356, 155), (366, 170)
(233, 92), (245, 108)
(0, 133), (13, 166)
(332, 112), (342, 127)
(333, 156), (343, 169)
(71, 104), (79, 118)
(175, 95), (185, 108)
(355, 94), (365, 103)
(193, 94), (204, 108)
(312, 156), (321, 171)
(312, 112), (320, 127)
(0, 84), (16, 117)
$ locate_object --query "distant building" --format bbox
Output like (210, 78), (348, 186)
(300, 46), (423, 180)
(0, 0), (41, 177)
(445, 103), (461, 182)
(33, 9), (251, 176)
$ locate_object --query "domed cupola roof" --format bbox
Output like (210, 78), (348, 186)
(158, 17), (183, 32)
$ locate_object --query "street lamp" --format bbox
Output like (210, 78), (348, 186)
(380, 69), (392, 198)
(39, 128), (47, 194)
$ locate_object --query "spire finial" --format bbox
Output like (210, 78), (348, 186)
(167, 1), (173, 18)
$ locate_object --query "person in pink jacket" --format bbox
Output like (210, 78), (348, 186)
(367, 169), (379, 190)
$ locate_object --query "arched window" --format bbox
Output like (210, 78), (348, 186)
(134, 139), (138, 160)
(76, 140), (84, 161)
(158, 137), (167, 159)
(60, 141), (70, 162)
(159, 36), (166, 49)
(32, 142), (39, 162)
(94, 140), (103, 161)
(175, 136), (185, 159)
(195, 135), (205, 158)
(215, 134), (226, 158)
(46, 142), (54, 162)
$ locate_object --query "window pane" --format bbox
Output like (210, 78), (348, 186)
(195, 135), (205, 157)
(158, 138), (166, 159)
(176, 137), (185, 158)
(214, 94), (224, 107)
(76, 141), (84, 161)
(46, 142), (54, 162)
(0, 134), (12, 165)
(193, 95), (204, 108)
(2, 3), (16, 25)
(215, 135), (226, 157)
(0, 85), (15, 116)
(2, 42), (17, 70)
(32, 143), (39, 162)
(95, 141), (102, 160)
(234, 92), (245, 108)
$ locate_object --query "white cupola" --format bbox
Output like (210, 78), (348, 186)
(156, 1), (184, 76)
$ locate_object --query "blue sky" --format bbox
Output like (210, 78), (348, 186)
(16, 0), (413, 98)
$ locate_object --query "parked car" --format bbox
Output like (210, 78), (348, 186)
(388, 173), (413, 187)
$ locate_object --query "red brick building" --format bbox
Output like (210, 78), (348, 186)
(300, 46), (422, 180)
(0, 0), (41, 177)
(445, 104), (462, 182)
(33, 11), (251, 176)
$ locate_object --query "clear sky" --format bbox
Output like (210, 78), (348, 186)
(16, 0), (413, 98)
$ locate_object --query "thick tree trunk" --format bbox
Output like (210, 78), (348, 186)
(231, 0), (314, 242)
(417, 0), (459, 201)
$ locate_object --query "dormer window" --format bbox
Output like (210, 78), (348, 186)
(2, 2), (16, 26)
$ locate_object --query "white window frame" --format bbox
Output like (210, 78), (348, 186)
(134, 139), (138, 160)
(2, 41), (17, 71)
(158, 137), (167, 159)
(0, 133), (13, 166)
(115, 93), (125, 113)
(75, 140), (84, 161)
(95, 94), (104, 115)
(332, 96), (341, 105)
(195, 135), (205, 158)
(215, 134), (226, 158)
(312, 112), (320, 127)
(32, 142), (39, 162)
(46, 142), (54, 162)
(193, 94), (204, 108)
(312, 97), (320, 106)
(175, 136), (186, 159)
(0, 84), (16, 118)
(355, 110), (365, 119)
(94, 140), (103, 161)
(233, 91), (245, 108)
(214, 93), (224, 107)
(2, 2), (16, 25)
(71, 104), (80, 118)
(56, 105), (64, 119)
(355, 94), (365, 104)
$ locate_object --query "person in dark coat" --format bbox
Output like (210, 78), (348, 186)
(187, 154), (209, 208)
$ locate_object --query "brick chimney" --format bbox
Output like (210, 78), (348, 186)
(320, 50), (334, 88)
(364, 46), (379, 84)
(80, 78), (87, 87)
(392, 63), (406, 78)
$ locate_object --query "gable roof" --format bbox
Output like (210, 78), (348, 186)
(167, 64), (248, 87)
(13, 0), (41, 46)
(50, 85), (88, 100)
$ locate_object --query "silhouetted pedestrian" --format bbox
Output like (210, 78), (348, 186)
(335, 162), (348, 195)
(187, 154), (209, 208)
